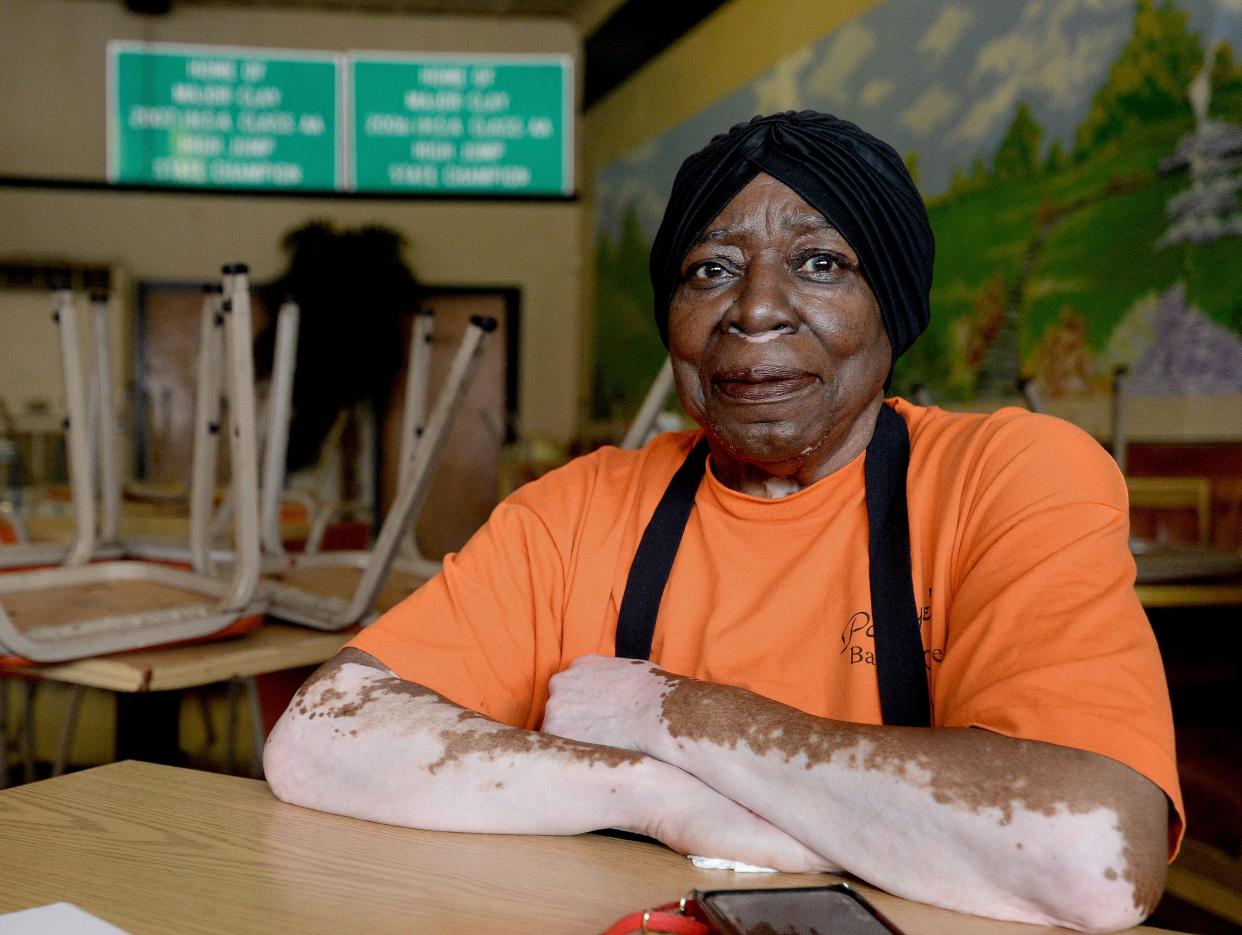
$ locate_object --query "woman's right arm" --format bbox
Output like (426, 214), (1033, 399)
(263, 648), (831, 872)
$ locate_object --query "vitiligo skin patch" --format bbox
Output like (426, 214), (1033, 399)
(281, 650), (1164, 925)
(654, 669), (1165, 916)
(294, 649), (643, 774)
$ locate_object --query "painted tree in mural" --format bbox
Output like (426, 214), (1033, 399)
(973, 102), (1045, 397)
(1051, 2), (1242, 399)
(923, 0), (1242, 402)
(592, 208), (658, 420)
(992, 102), (1043, 183)
(1074, 0), (1203, 158)
(1044, 140), (1069, 176)
(1157, 39), (1242, 248)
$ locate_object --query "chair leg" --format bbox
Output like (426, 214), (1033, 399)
(0, 679), (9, 789)
(197, 690), (216, 747)
(225, 678), (239, 774)
(245, 676), (264, 778)
(52, 684), (87, 777)
(22, 681), (37, 783)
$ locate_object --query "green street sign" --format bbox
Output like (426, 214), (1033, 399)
(108, 42), (341, 191)
(349, 54), (573, 195)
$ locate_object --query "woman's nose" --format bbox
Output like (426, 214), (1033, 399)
(721, 263), (797, 338)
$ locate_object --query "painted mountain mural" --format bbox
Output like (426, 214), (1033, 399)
(591, 0), (1242, 420)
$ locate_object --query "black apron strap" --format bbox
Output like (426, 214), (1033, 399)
(614, 438), (710, 660)
(865, 403), (930, 727)
(614, 405), (929, 727)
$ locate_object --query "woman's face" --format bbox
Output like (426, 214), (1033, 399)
(668, 172), (892, 479)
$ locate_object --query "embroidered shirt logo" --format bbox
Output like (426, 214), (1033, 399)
(840, 611), (875, 666)
(840, 588), (942, 670)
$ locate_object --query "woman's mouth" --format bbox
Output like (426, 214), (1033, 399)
(711, 370), (818, 402)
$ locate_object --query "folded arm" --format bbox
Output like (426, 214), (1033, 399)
(542, 656), (1169, 933)
(263, 649), (831, 872)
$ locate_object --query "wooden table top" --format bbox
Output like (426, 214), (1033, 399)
(0, 762), (1178, 935)
(4, 622), (350, 692)
(1136, 580), (1242, 608)
(1132, 544), (1242, 608)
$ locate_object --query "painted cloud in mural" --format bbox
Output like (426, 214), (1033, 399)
(595, 0), (1195, 237)
(803, 20), (876, 105)
(953, 1), (1128, 144)
(919, 4), (974, 62)
(899, 86), (961, 137)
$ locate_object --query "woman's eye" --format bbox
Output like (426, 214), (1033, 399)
(797, 253), (843, 275)
(688, 261), (731, 281)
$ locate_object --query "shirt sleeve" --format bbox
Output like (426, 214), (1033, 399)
(345, 461), (591, 730)
(932, 411), (1185, 855)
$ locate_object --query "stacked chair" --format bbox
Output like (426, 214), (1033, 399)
(0, 265), (267, 664)
(0, 266), (271, 784)
(258, 311), (497, 630)
(0, 272), (495, 783)
(393, 308), (443, 577)
(198, 303), (493, 775)
(0, 292), (124, 570)
(122, 289), (301, 573)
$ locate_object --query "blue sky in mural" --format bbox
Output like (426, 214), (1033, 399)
(595, 0), (1242, 242)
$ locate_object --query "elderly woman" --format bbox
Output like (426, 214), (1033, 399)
(264, 113), (1181, 932)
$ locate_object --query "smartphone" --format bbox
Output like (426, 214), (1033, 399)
(692, 883), (905, 935)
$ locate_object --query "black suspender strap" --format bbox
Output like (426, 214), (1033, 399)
(614, 438), (710, 660)
(614, 404), (930, 727)
(865, 404), (930, 727)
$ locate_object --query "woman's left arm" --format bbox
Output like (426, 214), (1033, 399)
(542, 657), (1168, 934)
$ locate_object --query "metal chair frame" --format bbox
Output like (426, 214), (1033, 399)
(122, 287), (228, 568)
(0, 268), (267, 663)
(395, 308), (441, 576)
(123, 293), (303, 574)
(260, 315), (496, 631)
(0, 292), (124, 570)
(620, 357), (676, 451)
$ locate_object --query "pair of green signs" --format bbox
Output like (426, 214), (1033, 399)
(107, 42), (572, 195)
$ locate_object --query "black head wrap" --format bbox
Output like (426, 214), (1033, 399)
(649, 111), (934, 362)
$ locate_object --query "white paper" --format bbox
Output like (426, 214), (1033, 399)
(0, 903), (131, 934)
(688, 855), (779, 872)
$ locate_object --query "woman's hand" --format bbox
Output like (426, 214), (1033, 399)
(542, 655), (671, 754)
(544, 656), (837, 874)
(637, 758), (837, 874)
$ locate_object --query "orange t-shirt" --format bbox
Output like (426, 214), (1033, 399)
(350, 398), (1184, 846)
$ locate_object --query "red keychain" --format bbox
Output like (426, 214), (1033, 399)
(601, 897), (712, 935)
